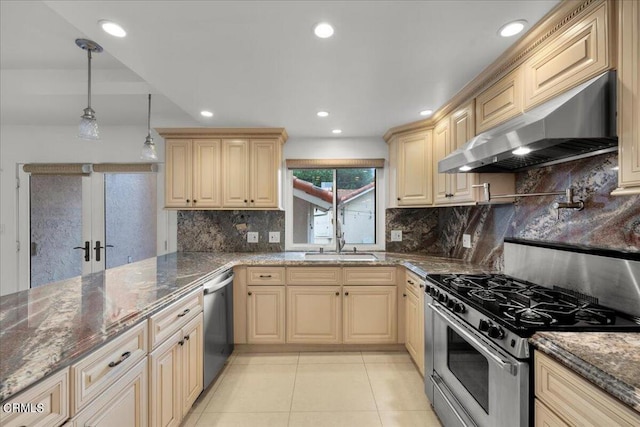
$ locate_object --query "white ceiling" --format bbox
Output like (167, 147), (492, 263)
(1, 0), (559, 137)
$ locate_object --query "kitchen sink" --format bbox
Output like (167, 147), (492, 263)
(304, 252), (378, 261)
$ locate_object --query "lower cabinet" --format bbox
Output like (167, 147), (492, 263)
(247, 286), (285, 343)
(343, 286), (397, 344)
(286, 286), (342, 344)
(404, 288), (424, 374)
(67, 359), (147, 427)
(149, 313), (204, 427)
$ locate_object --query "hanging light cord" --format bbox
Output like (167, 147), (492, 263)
(147, 94), (152, 138)
(87, 49), (92, 110)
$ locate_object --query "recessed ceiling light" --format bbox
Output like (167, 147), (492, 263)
(459, 165), (472, 172)
(314, 22), (334, 39)
(317, 111), (329, 117)
(99, 20), (126, 38)
(332, 129), (342, 134)
(499, 20), (527, 37)
(200, 110), (214, 117)
(512, 146), (531, 155)
(419, 109), (433, 117)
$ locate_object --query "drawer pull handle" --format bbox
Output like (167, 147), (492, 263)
(419, 284), (424, 288)
(259, 274), (272, 278)
(408, 280), (414, 285)
(108, 351), (131, 368)
(177, 308), (190, 318)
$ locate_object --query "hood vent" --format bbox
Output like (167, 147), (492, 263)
(438, 71), (617, 173)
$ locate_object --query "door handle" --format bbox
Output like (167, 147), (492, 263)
(73, 241), (91, 262)
(94, 241), (114, 262)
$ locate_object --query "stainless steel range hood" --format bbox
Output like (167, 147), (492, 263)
(438, 71), (617, 173)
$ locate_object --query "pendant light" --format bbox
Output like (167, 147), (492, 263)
(76, 38), (103, 140)
(140, 94), (158, 160)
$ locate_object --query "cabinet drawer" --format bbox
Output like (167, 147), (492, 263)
(476, 68), (523, 133)
(523, 2), (609, 109)
(149, 287), (203, 349)
(534, 351), (640, 426)
(405, 270), (424, 297)
(343, 267), (397, 285)
(247, 267), (285, 285)
(0, 368), (69, 427)
(286, 267), (341, 285)
(70, 321), (147, 416)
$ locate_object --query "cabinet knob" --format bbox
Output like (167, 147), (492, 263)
(335, 291), (340, 296)
(397, 198), (401, 201)
(186, 199), (190, 203)
(178, 340), (185, 346)
(244, 199), (248, 203)
(184, 335), (190, 341)
(403, 293), (407, 297)
(251, 199), (254, 203)
(248, 291), (252, 296)
(344, 292), (349, 296)
(193, 199), (197, 203)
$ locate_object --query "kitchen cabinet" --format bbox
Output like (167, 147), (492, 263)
(403, 270), (424, 375)
(534, 350), (640, 426)
(612, 0), (640, 196)
(247, 285), (286, 343)
(0, 368), (69, 427)
(246, 266), (286, 285)
(343, 286), (397, 344)
(165, 139), (221, 208)
(392, 130), (433, 206)
(523, 1), (610, 110)
(149, 313), (204, 427)
(286, 286), (342, 343)
(159, 128), (288, 210)
(67, 359), (147, 427)
(475, 68), (524, 133)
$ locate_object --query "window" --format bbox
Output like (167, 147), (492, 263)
(287, 167), (382, 251)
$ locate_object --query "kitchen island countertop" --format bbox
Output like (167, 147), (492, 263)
(0, 251), (490, 402)
(530, 331), (640, 413)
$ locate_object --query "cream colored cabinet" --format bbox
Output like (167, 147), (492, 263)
(150, 313), (204, 427)
(165, 139), (221, 209)
(476, 68), (524, 133)
(343, 286), (397, 344)
(613, 0), (640, 196)
(286, 286), (342, 344)
(0, 368), (69, 427)
(433, 117), (452, 205)
(67, 359), (147, 427)
(222, 139), (281, 208)
(523, 1), (610, 110)
(394, 130), (433, 206)
(247, 285), (286, 343)
(403, 271), (424, 375)
(534, 350), (640, 426)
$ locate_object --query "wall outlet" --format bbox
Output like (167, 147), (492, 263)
(268, 231), (280, 243)
(463, 234), (472, 248)
(247, 232), (259, 243)
(390, 230), (402, 242)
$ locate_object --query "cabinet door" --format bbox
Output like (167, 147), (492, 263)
(247, 286), (285, 343)
(433, 118), (451, 205)
(165, 139), (192, 208)
(181, 313), (204, 417)
(69, 359), (147, 427)
(343, 286), (397, 344)
(250, 139), (280, 208)
(149, 331), (182, 427)
(397, 131), (433, 206)
(286, 286), (341, 344)
(192, 139), (221, 208)
(534, 399), (570, 427)
(222, 139), (250, 207)
(449, 102), (478, 204)
(404, 289), (424, 375)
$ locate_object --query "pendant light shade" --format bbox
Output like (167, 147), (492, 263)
(140, 94), (158, 160)
(76, 39), (103, 140)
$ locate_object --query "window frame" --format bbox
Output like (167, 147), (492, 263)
(284, 167), (386, 252)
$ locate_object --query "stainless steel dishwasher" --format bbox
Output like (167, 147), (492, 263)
(203, 269), (234, 389)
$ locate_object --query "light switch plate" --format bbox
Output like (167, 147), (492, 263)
(390, 230), (402, 242)
(247, 232), (259, 243)
(268, 232), (280, 243)
(463, 234), (472, 248)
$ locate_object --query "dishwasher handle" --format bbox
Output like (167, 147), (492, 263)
(204, 273), (235, 295)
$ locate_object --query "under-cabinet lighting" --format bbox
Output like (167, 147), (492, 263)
(459, 165), (472, 171)
(512, 147), (531, 156)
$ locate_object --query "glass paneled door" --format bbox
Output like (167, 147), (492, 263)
(23, 167), (157, 289)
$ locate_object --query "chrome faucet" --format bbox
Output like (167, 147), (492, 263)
(335, 218), (346, 253)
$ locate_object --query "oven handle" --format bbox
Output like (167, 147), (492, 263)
(429, 303), (518, 376)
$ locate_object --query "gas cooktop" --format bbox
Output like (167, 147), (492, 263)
(426, 273), (640, 334)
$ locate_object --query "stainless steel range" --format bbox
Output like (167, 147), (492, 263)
(423, 239), (640, 427)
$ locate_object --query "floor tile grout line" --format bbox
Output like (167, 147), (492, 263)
(362, 355), (385, 427)
(286, 352), (300, 426)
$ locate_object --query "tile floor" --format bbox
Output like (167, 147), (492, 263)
(181, 351), (442, 427)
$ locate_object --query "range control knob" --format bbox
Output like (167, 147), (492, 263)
(478, 319), (490, 332)
(488, 325), (505, 340)
(438, 293), (448, 304)
(453, 302), (466, 313)
(447, 299), (456, 309)
(425, 285), (432, 294)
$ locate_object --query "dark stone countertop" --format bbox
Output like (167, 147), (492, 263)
(0, 251), (490, 402)
(530, 331), (640, 413)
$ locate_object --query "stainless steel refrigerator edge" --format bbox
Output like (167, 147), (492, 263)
(203, 269), (234, 389)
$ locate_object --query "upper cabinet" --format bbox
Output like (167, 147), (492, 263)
(612, 0), (640, 195)
(159, 128), (288, 209)
(391, 130), (433, 206)
(475, 68), (523, 134)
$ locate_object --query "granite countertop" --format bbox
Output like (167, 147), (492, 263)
(0, 251), (490, 402)
(530, 331), (640, 412)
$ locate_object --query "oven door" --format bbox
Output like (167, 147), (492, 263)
(430, 303), (528, 427)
